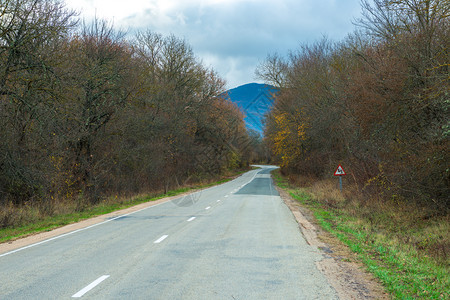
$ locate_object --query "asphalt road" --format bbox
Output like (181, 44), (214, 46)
(0, 166), (337, 299)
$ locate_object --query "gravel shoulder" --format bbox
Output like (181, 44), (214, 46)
(277, 186), (389, 300)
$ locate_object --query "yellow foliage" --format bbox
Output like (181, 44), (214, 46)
(270, 109), (308, 168)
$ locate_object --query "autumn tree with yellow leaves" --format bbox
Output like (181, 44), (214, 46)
(266, 109), (307, 169)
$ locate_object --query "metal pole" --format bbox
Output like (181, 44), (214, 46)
(339, 176), (342, 192)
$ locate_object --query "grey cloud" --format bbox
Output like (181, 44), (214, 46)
(120, 0), (362, 88)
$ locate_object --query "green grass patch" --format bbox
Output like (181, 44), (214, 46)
(273, 170), (449, 299)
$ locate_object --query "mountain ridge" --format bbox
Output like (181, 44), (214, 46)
(223, 83), (277, 135)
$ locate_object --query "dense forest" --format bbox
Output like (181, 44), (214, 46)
(0, 0), (258, 223)
(258, 0), (449, 212)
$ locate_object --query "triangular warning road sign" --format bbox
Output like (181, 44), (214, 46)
(334, 164), (346, 176)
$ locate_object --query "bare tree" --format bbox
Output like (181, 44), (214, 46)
(255, 53), (288, 89)
(62, 18), (134, 202)
(0, 0), (77, 205)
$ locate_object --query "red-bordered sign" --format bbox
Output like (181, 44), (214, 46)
(334, 164), (346, 176)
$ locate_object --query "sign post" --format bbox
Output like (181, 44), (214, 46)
(333, 164), (346, 192)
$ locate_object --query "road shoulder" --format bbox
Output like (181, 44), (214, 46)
(276, 185), (389, 300)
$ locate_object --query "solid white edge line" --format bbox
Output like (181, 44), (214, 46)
(187, 217), (196, 222)
(72, 275), (110, 298)
(205, 206), (211, 210)
(154, 235), (168, 244)
(0, 199), (170, 258)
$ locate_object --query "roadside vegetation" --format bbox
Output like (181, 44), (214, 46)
(0, 1), (265, 232)
(259, 0), (448, 298)
(258, 0), (448, 212)
(273, 171), (449, 299)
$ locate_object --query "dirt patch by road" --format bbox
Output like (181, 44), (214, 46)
(277, 186), (389, 300)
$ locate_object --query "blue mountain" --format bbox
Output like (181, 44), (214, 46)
(223, 83), (277, 136)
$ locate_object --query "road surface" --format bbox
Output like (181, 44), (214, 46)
(0, 166), (337, 299)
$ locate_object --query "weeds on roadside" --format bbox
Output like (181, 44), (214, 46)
(273, 170), (449, 299)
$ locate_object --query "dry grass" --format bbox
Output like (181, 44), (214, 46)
(287, 173), (449, 267)
(276, 171), (449, 298)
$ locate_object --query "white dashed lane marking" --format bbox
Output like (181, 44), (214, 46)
(72, 275), (110, 298)
(154, 235), (168, 244)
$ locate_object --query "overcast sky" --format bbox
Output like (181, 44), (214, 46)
(65, 0), (363, 89)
